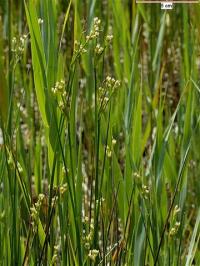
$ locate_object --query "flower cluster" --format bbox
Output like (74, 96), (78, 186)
(105, 138), (117, 158)
(73, 17), (102, 57)
(86, 17), (101, 41)
(95, 43), (104, 55)
(98, 76), (121, 113)
(112, 137), (117, 146)
(51, 245), (60, 264)
(30, 193), (45, 231)
(51, 195), (58, 207)
(169, 221), (180, 236)
(38, 18), (44, 25)
(51, 80), (65, 95)
(59, 183), (67, 195)
(11, 34), (27, 56)
(82, 217), (94, 250)
(51, 80), (70, 114)
(105, 76), (121, 89)
(106, 34), (113, 43)
(88, 249), (99, 261)
(142, 184), (150, 200)
(105, 25), (114, 45)
(106, 145), (112, 158)
(169, 205), (181, 237)
(73, 17), (114, 61)
(74, 40), (87, 54)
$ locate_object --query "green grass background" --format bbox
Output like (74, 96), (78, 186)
(0, 0), (200, 265)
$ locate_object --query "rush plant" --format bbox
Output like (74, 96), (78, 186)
(0, 1), (200, 265)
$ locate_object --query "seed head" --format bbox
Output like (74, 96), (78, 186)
(88, 249), (99, 261)
(106, 34), (113, 43)
(95, 43), (103, 54)
(38, 18), (44, 25)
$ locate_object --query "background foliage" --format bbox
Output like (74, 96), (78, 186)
(0, 0), (200, 265)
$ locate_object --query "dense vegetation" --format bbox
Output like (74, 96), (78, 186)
(0, 0), (200, 265)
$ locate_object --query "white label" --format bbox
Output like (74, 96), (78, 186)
(161, 2), (173, 9)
